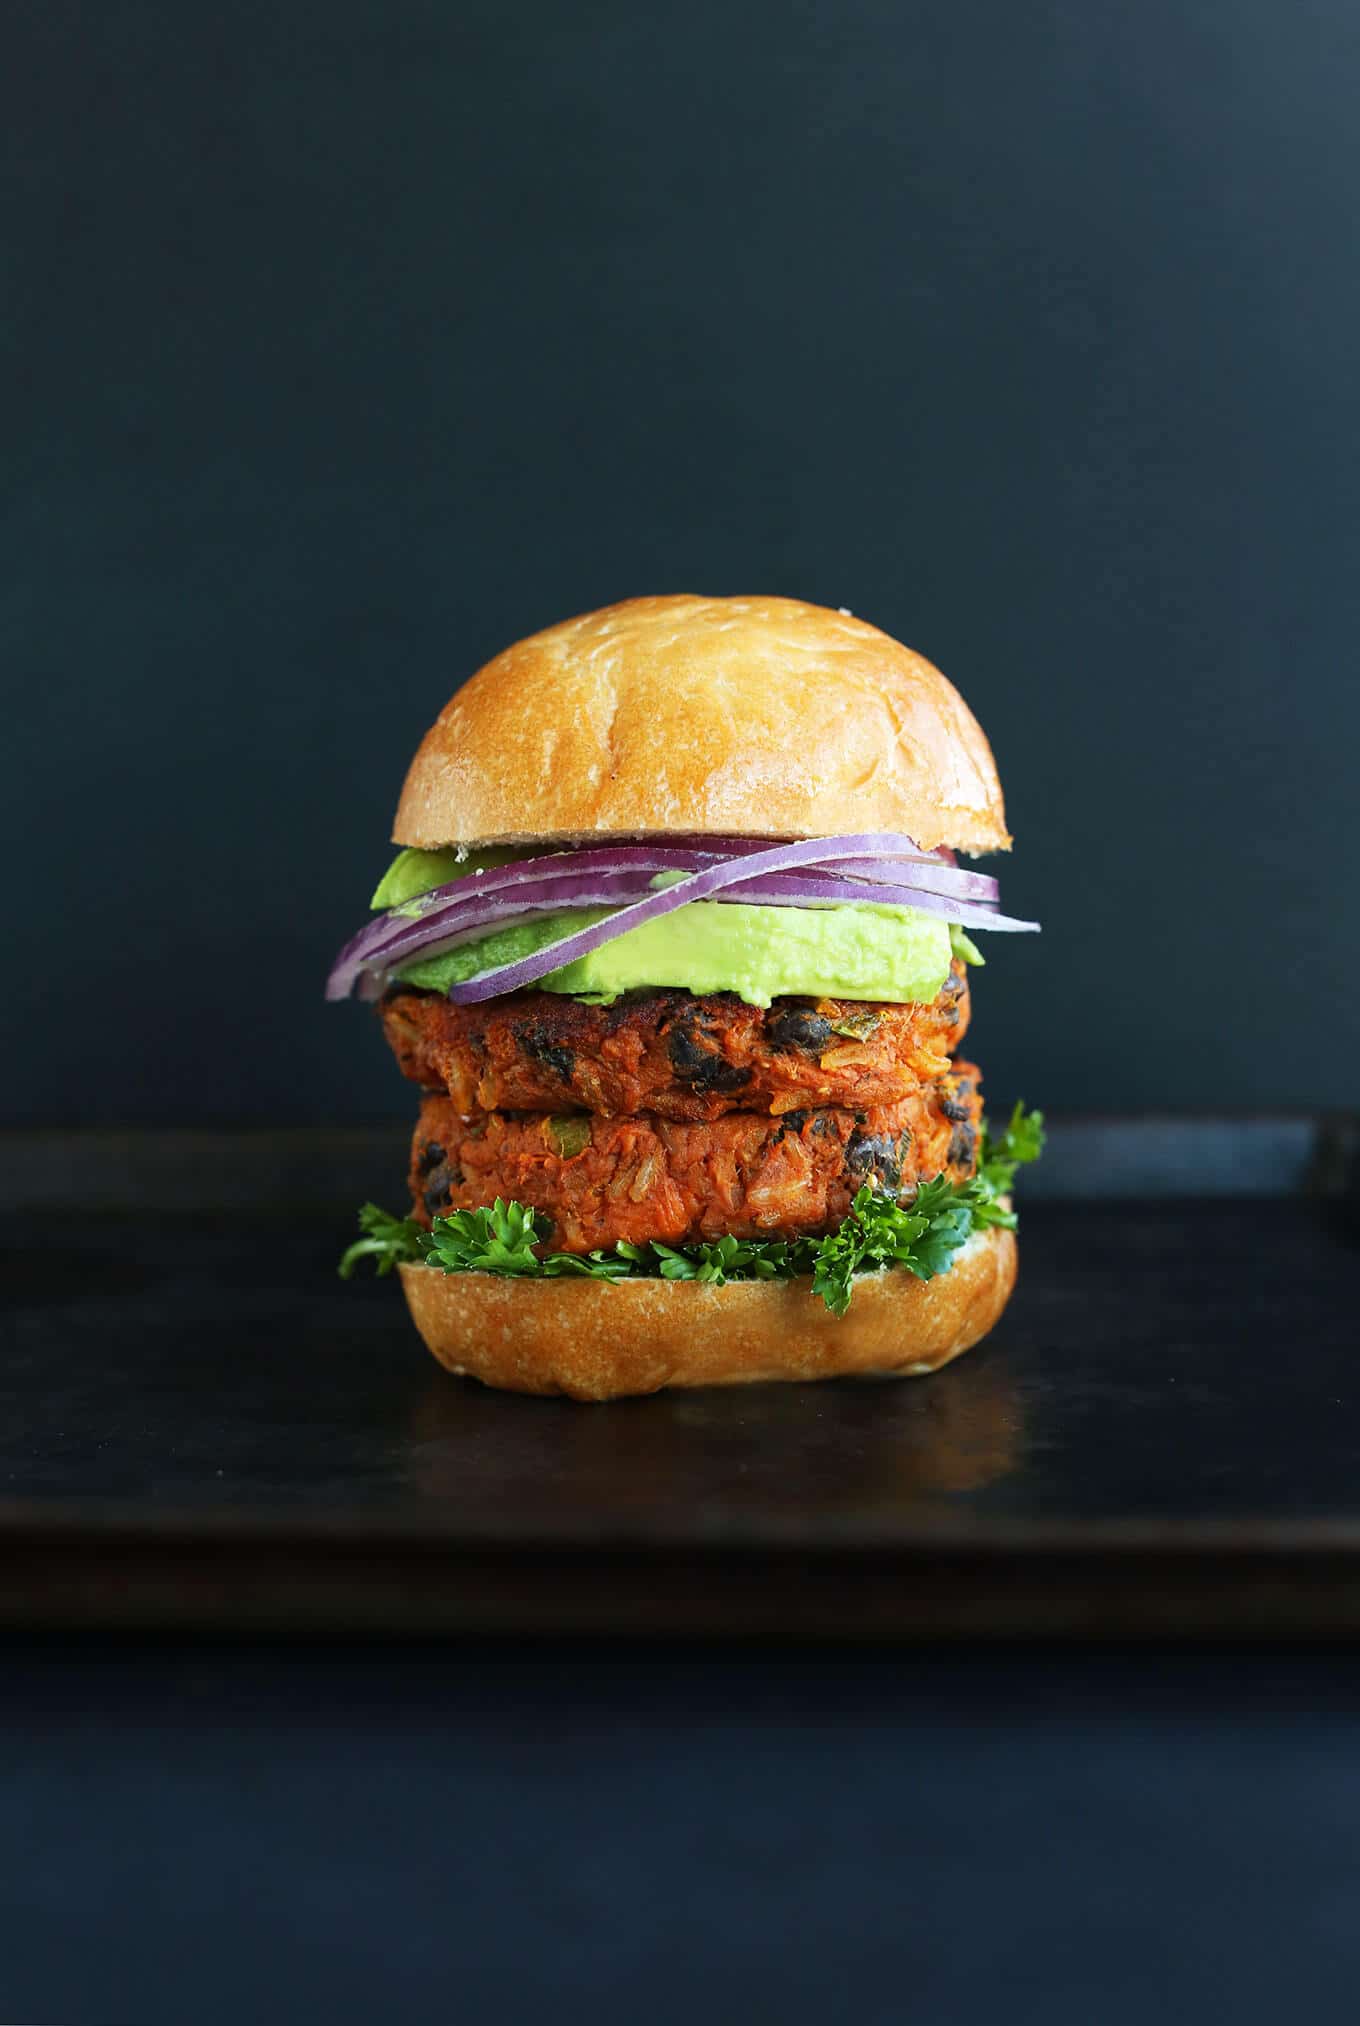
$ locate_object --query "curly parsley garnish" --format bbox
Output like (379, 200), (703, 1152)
(339, 1104), (1044, 1317)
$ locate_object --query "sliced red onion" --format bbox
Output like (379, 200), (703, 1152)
(330, 841), (995, 993)
(376, 835), (954, 930)
(724, 875), (1035, 928)
(325, 831), (1039, 1003)
(328, 846), (765, 997)
(332, 848), (736, 984)
(661, 832), (950, 869)
(441, 841), (1036, 1005)
(397, 845), (727, 914)
(381, 854), (997, 952)
(335, 868), (1029, 1000)
(378, 838), (957, 933)
(794, 857), (1000, 901)
(326, 871), (658, 1001)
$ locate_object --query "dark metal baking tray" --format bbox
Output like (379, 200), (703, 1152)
(2, 1117), (1357, 1640)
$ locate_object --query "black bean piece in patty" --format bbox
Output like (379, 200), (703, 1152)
(845, 1129), (907, 1192)
(939, 969), (966, 1024)
(664, 1019), (753, 1093)
(940, 1092), (973, 1123)
(416, 1139), (447, 1175)
(766, 1003), (835, 1054)
(947, 1122), (977, 1168)
(517, 1025), (576, 1084)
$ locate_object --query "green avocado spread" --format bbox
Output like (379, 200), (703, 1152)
(375, 848), (979, 1008)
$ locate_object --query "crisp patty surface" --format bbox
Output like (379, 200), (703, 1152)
(382, 964), (970, 1123)
(409, 1060), (983, 1253)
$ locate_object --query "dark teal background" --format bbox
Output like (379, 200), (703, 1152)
(5, 0), (1359, 1122)
(4, 1644), (1359, 2026)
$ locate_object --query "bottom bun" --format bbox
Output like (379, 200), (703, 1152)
(397, 1225), (1017, 1401)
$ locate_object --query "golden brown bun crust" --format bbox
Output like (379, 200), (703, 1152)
(394, 595), (1010, 855)
(397, 1225), (1016, 1400)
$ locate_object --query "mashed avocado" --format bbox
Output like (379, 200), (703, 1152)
(371, 845), (523, 911)
(378, 847), (973, 1008)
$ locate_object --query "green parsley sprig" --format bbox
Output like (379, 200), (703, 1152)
(979, 1098), (1047, 1196)
(337, 1202), (427, 1279)
(338, 1104), (1045, 1318)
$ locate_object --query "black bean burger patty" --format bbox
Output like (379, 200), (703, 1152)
(409, 1059), (983, 1253)
(382, 963), (971, 1123)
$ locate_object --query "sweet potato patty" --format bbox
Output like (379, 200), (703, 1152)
(382, 964), (971, 1123)
(409, 1061), (983, 1253)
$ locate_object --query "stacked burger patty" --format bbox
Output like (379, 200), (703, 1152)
(381, 960), (983, 1256)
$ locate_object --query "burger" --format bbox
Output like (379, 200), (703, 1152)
(328, 594), (1042, 1399)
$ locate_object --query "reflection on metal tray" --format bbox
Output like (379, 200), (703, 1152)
(1, 1118), (1357, 1640)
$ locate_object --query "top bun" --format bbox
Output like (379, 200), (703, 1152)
(393, 594), (1010, 854)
